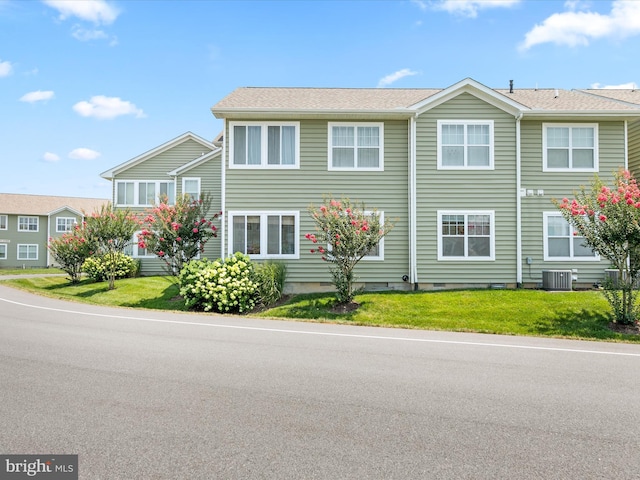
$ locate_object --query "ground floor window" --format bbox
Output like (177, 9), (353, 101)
(17, 244), (38, 260)
(543, 212), (598, 261)
(0, 244), (6, 259)
(228, 211), (299, 259)
(438, 211), (494, 260)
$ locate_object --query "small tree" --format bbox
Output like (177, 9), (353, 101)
(84, 204), (140, 290)
(554, 170), (640, 325)
(48, 223), (94, 283)
(138, 192), (221, 275)
(306, 196), (394, 304)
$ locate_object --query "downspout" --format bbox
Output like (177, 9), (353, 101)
(624, 120), (629, 171)
(47, 214), (51, 267)
(516, 112), (523, 287)
(221, 118), (227, 259)
(410, 115), (418, 287)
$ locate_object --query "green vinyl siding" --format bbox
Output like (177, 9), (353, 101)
(0, 214), (48, 268)
(415, 92), (517, 285)
(224, 118), (410, 285)
(628, 120), (640, 177)
(520, 120), (624, 285)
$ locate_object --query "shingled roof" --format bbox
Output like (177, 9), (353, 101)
(575, 89), (640, 107)
(0, 193), (108, 216)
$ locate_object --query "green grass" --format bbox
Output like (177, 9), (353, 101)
(1, 276), (639, 342)
(0, 267), (64, 275)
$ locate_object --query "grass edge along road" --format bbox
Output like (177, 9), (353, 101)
(0, 275), (638, 343)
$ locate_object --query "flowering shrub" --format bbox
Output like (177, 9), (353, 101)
(178, 253), (257, 313)
(48, 223), (94, 283)
(306, 196), (395, 304)
(138, 193), (221, 276)
(82, 253), (140, 282)
(555, 169), (640, 325)
(253, 261), (287, 307)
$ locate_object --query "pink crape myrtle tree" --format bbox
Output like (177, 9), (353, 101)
(306, 196), (395, 305)
(138, 192), (221, 276)
(554, 170), (640, 325)
(48, 222), (95, 283)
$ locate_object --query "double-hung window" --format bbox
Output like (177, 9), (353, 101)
(0, 244), (6, 259)
(57, 217), (76, 232)
(17, 244), (38, 260)
(0, 215), (7, 230)
(543, 213), (598, 261)
(329, 123), (383, 171)
(438, 211), (495, 260)
(437, 120), (494, 169)
(543, 124), (598, 171)
(116, 180), (175, 206)
(125, 232), (155, 258)
(183, 178), (201, 201)
(229, 212), (299, 259)
(18, 216), (38, 232)
(230, 122), (299, 168)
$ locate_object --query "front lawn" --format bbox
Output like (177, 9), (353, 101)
(1, 276), (638, 343)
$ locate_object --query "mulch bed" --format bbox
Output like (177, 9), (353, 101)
(608, 322), (640, 335)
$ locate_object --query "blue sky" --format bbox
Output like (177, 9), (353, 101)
(1, 0), (639, 198)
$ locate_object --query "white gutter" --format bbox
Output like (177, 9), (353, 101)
(516, 112), (523, 286)
(410, 116), (418, 285)
(221, 118), (227, 258)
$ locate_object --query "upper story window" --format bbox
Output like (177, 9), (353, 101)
(56, 217), (76, 233)
(438, 211), (495, 260)
(437, 120), (494, 170)
(329, 123), (383, 171)
(18, 216), (39, 232)
(0, 215), (7, 230)
(229, 211), (299, 259)
(543, 212), (598, 261)
(183, 178), (201, 201)
(116, 180), (175, 206)
(543, 124), (598, 172)
(230, 122), (299, 168)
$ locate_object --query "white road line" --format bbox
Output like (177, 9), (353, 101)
(1, 296), (640, 357)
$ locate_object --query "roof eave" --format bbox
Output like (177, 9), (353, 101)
(211, 107), (415, 120)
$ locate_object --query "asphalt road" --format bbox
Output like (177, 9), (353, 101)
(0, 284), (639, 479)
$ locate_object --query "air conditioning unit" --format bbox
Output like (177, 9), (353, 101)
(542, 270), (572, 291)
(604, 269), (639, 288)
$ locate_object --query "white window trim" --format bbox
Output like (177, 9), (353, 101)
(437, 210), (495, 261)
(542, 212), (600, 262)
(227, 211), (300, 260)
(0, 243), (6, 259)
(328, 122), (384, 172)
(18, 216), (39, 232)
(127, 231), (156, 259)
(17, 244), (38, 260)
(326, 211), (385, 261)
(0, 215), (7, 230)
(115, 180), (176, 207)
(56, 217), (76, 233)
(437, 120), (494, 170)
(182, 177), (201, 201)
(542, 123), (599, 172)
(229, 121), (300, 169)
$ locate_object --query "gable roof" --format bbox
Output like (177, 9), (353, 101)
(0, 193), (108, 216)
(574, 89), (640, 108)
(167, 148), (221, 176)
(100, 132), (217, 180)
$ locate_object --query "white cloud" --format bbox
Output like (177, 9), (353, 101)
(42, 0), (119, 25)
(520, 0), (640, 50)
(433, 0), (520, 18)
(591, 81), (638, 89)
(72, 95), (146, 119)
(68, 148), (100, 160)
(71, 26), (108, 41)
(377, 69), (419, 88)
(0, 59), (13, 77)
(42, 152), (60, 162)
(20, 90), (55, 103)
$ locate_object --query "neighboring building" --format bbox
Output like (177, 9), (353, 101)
(100, 132), (222, 275)
(0, 194), (107, 269)
(103, 78), (640, 292)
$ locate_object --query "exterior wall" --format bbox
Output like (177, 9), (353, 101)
(520, 120), (623, 287)
(414, 92), (518, 288)
(223, 118), (411, 290)
(628, 119), (640, 177)
(0, 214), (49, 268)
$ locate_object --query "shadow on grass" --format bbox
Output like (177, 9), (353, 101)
(529, 308), (639, 341)
(122, 282), (187, 311)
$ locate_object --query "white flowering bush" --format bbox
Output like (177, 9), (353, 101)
(82, 252), (140, 282)
(178, 253), (258, 313)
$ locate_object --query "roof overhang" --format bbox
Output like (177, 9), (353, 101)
(211, 107), (415, 121)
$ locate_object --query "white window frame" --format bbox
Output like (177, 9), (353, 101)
(229, 121), (300, 169)
(328, 122), (384, 171)
(437, 120), (494, 170)
(125, 232), (156, 259)
(543, 212), (600, 261)
(228, 211), (299, 260)
(115, 180), (176, 207)
(56, 217), (76, 233)
(17, 244), (38, 260)
(437, 210), (495, 261)
(542, 123), (599, 172)
(326, 211), (385, 261)
(18, 216), (39, 232)
(0, 215), (7, 230)
(182, 177), (201, 201)
(0, 243), (6, 259)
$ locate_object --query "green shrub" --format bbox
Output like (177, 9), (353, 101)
(178, 253), (258, 313)
(82, 253), (140, 282)
(254, 261), (287, 307)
